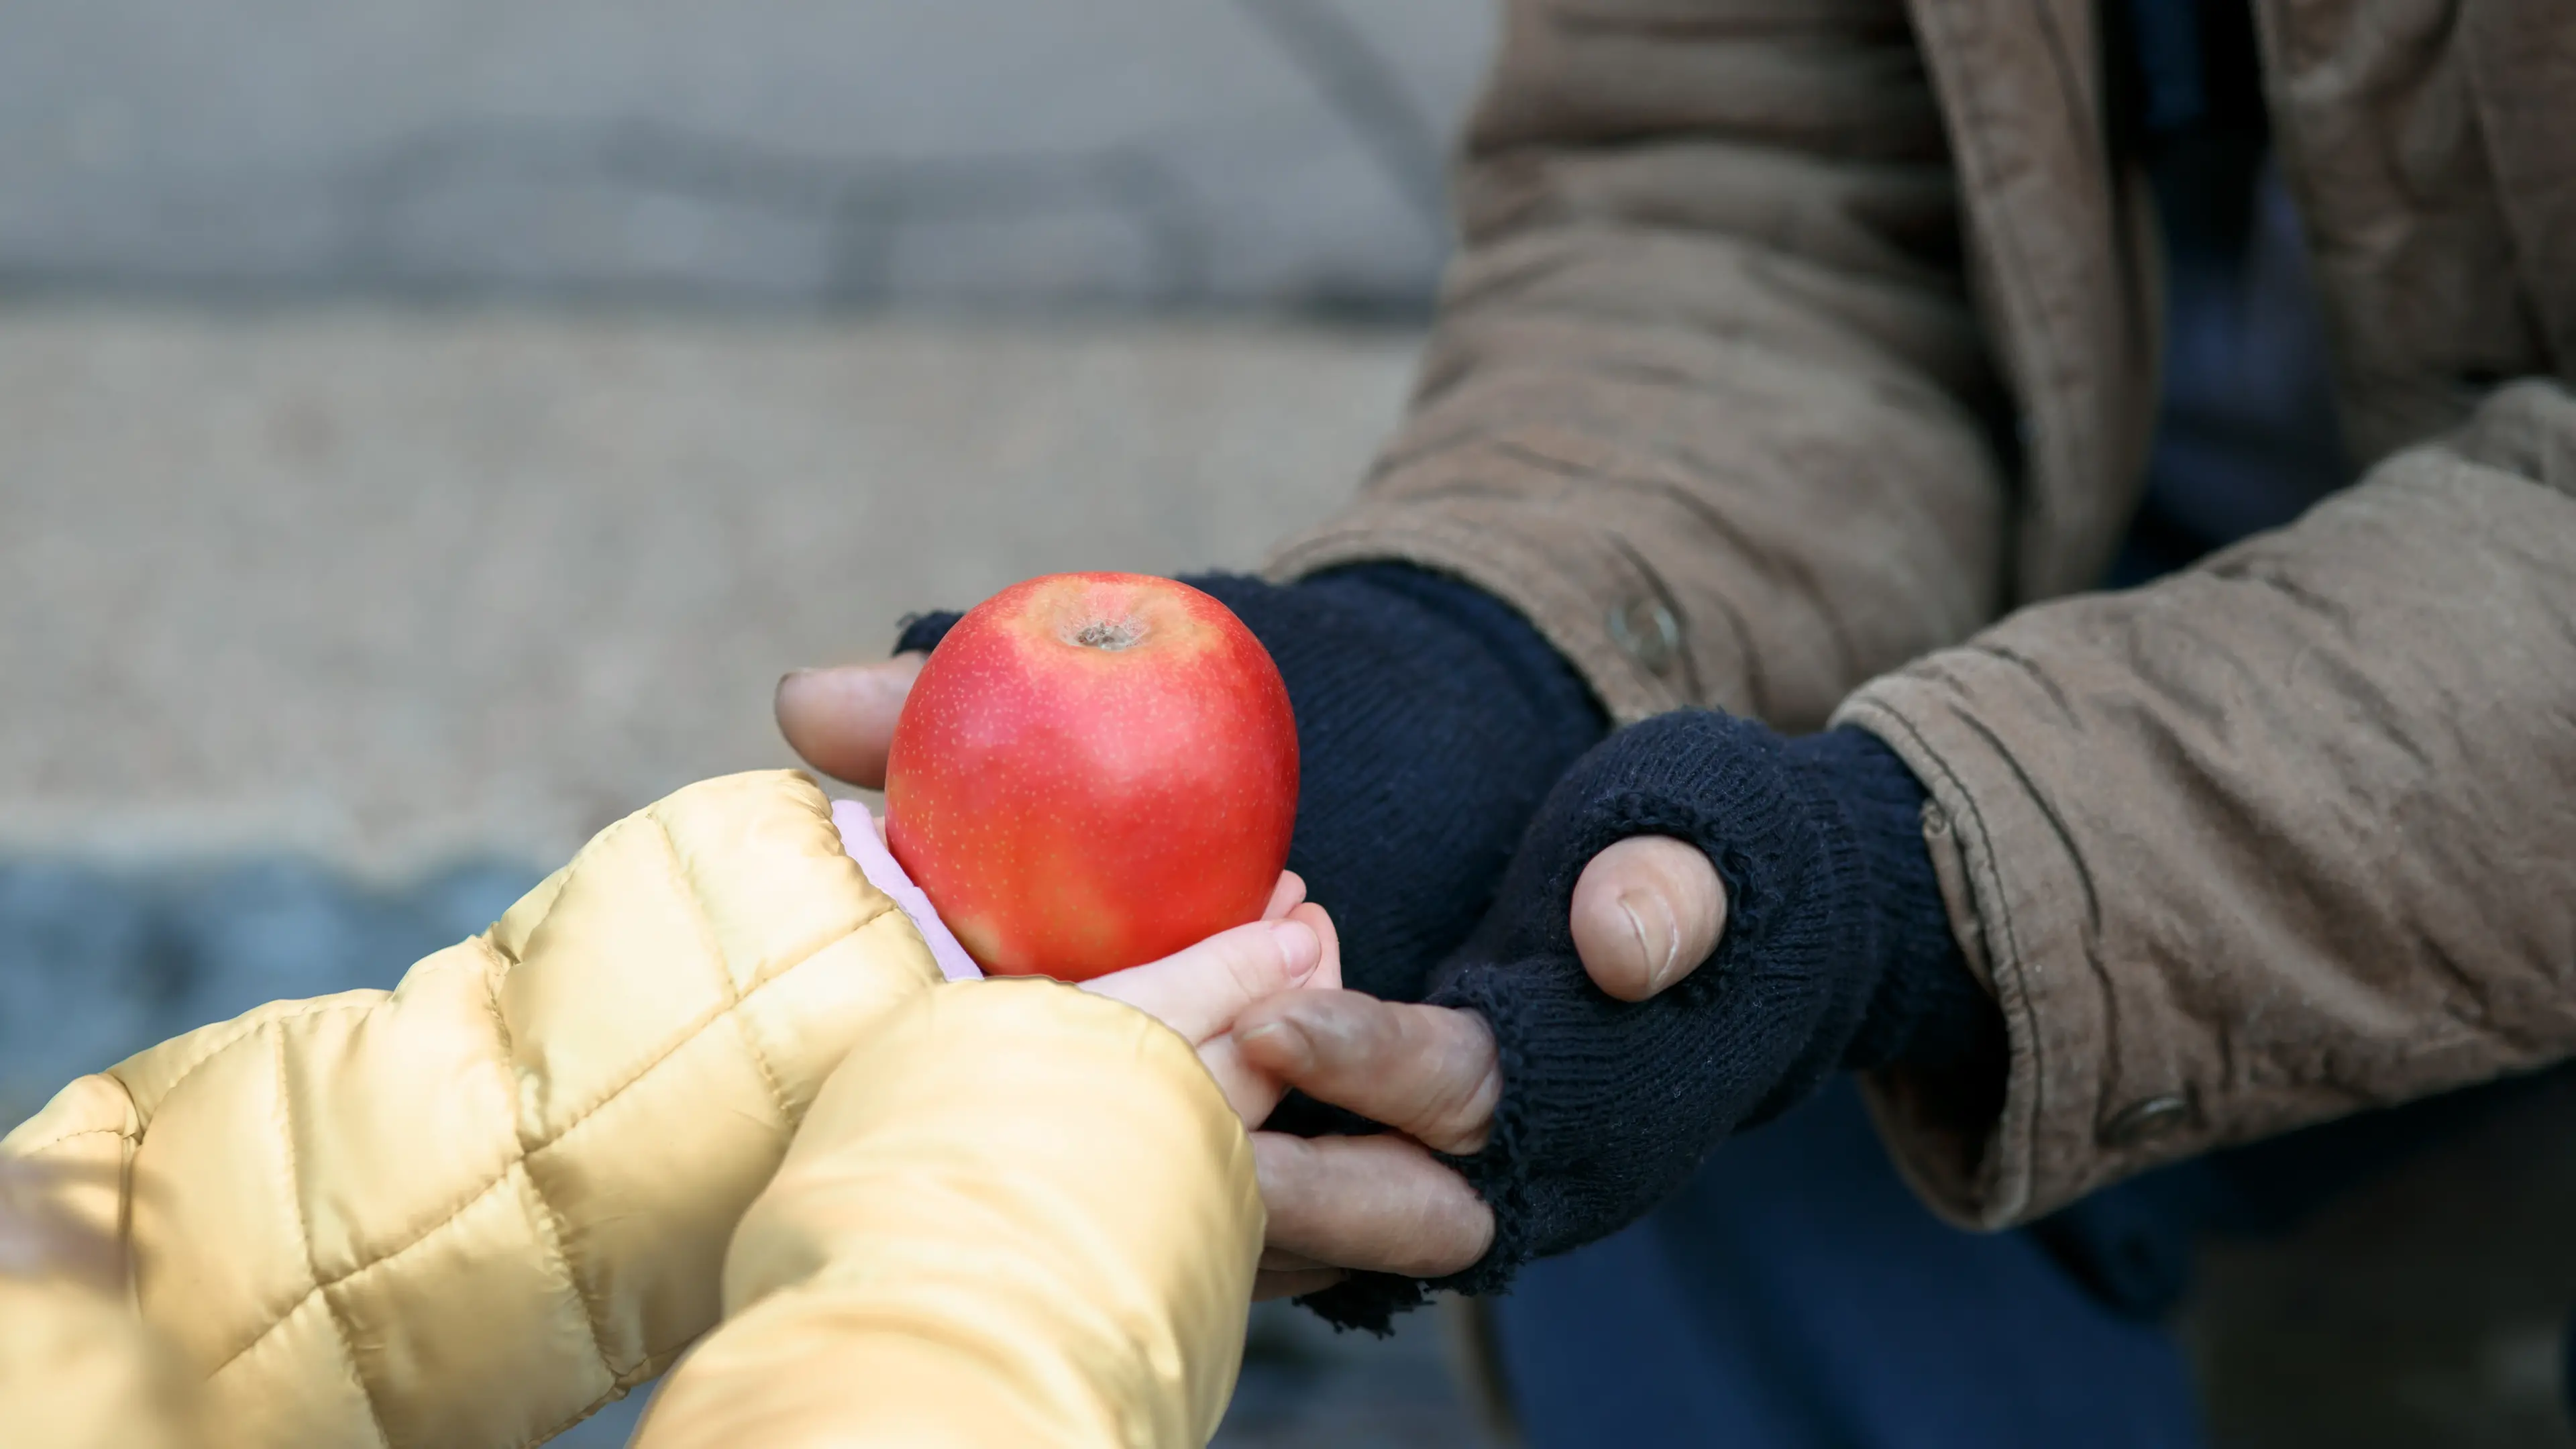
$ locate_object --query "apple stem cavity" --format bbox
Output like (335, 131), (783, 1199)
(885, 570), (1298, 981)
(1069, 619), (1144, 651)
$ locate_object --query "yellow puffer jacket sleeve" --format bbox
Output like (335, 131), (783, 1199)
(631, 979), (1264, 1448)
(0, 1273), (201, 1449)
(0, 771), (945, 1449)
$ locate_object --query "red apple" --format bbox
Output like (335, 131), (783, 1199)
(882, 572), (1298, 981)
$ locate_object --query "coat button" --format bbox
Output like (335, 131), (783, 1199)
(1607, 597), (1682, 676)
(2099, 1094), (2192, 1148)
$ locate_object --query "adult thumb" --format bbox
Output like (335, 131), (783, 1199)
(1569, 835), (1727, 1002)
(775, 653), (924, 788)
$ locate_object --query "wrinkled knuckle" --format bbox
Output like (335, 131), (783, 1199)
(1290, 994), (1381, 1070)
(1248, 1132), (1317, 1191)
(1252, 1128), (1313, 1165)
(1419, 1057), (1500, 1155)
(1393, 1196), (1490, 1277)
(1442, 1203), (1497, 1269)
(1400, 1008), (1498, 1149)
(1397, 1000), (1471, 1055)
(1233, 992), (1295, 1040)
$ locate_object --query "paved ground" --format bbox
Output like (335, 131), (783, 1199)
(1, 304), (1415, 871)
(0, 301), (1494, 1446)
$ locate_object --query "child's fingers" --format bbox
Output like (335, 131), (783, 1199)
(1297, 900), (1342, 993)
(1189, 1034), (1287, 1125)
(1085, 895), (1340, 1124)
(1261, 871), (1307, 921)
(1083, 914), (1324, 1045)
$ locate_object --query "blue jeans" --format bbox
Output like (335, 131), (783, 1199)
(1489, 1079), (2206, 1448)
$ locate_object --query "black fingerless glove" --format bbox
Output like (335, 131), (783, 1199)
(896, 566), (1607, 1006)
(1309, 711), (2006, 1329)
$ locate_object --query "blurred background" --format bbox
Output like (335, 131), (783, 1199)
(0, 1), (1501, 1442)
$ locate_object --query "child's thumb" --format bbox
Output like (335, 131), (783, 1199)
(1084, 905), (1328, 1046)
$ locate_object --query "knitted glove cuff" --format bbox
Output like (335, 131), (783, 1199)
(1291, 722), (1989, 1336)
(1780, 728), (1994, 1071)
(894, 611), (960, 655)
(1424, 713), (1880, 1283)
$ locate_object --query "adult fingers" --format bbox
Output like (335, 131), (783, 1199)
(1569, 835), (1727, 1003)
(1254, 1267), (1348, 1301)
(1083, 903), (1330, 1044)
(1251, 1132), (1495, 1279)
(1189, 1034), (1281, 1126)
(774, 653), (924, 789)
(1234, 992), (1497, 1154)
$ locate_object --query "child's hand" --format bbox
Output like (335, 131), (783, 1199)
(830, 802), (1336, 1124)
(1083, 873), (1341, 1126)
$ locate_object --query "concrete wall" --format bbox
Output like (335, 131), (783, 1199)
(0, 0), (1493, 310)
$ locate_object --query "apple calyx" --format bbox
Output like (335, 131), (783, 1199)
(1068, 618), (1144, 651)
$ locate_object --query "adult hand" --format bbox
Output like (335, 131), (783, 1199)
(1359, 712), (2000, 1325)
(792, 639), (1732, 1303)
(772, 575), (1707, 1320)
(837, 790), (1346, 1124)
(1232, 835), (1727, 1300)
(776, 568), (1607, 1004)
(777, 653), (922, 791)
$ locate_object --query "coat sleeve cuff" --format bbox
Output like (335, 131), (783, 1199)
(1264, 502), (1707, 727)
(1831, 686), (2112, 1230)
(632, 982), (1260, 1448)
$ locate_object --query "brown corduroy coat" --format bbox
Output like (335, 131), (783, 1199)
(1271, 0), (2576, 1231)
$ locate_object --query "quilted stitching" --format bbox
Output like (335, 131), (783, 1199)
(271, 1026), (395, 1449)
(111, 996), (375, 1124)
(19, 773), (936, 1449)
(198, 916), (877, 1384)
(513, 1156), (626, 1403)
(647, 812), (797, 1128)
